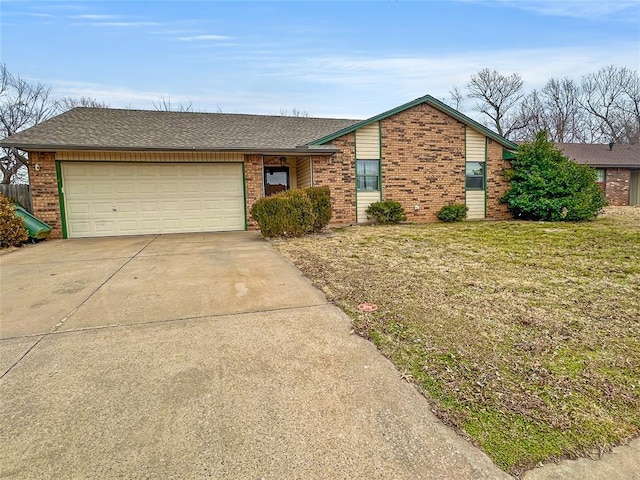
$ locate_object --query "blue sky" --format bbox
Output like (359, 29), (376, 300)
(1, 0), (639, 120)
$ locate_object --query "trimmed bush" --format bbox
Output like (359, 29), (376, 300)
(502, 132), (606, 221)
(366, 200), (407, 224)
(0, 194), (28, 248)
(437, 203), (468, 222)
(304, 186), (332, 231)
(250, 189), (316, 237)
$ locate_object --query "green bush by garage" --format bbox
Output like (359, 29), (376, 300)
(250, 186), (332, 238)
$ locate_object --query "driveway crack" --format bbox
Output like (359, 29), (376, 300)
(0, 235), (159, 379)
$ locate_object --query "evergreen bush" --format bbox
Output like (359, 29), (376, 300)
(304, 186), (332, 231)
(366, 200), (407, 224)
(501, 132), (606, 221)
(250, 189), (316, 237)
(437, 204), (468, 222)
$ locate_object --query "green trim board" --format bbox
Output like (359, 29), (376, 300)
(308, 94), (519, 150)
(55, 161), (68, 239)
(354, 132), (358, 222)
(378, 121), (383, 198)
(502, 149), (517, 160)
(485, 139), (489, 211)
(464, 126), (467, 209)
(242, 162), (248, 230)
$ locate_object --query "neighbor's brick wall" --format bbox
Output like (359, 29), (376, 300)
(244, 154), (263, 229)
(28, 151), (63, 239)
(312, 135), (357, 224)
(486, 139), (512, 219)
(605, 169), (630, 206)
(380, 103), (466, 222)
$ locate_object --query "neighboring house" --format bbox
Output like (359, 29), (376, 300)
(556, 143), (640, 207)
(0, 95), (517, 239)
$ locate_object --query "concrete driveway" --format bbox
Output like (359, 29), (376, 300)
(1, 232), (511, 479)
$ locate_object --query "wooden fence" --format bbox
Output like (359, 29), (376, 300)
(0, 184), (32, 212)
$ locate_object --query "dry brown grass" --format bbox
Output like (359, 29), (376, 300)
(274, 208), (640, 475)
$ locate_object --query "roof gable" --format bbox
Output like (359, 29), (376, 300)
(308, 94), (518, 150)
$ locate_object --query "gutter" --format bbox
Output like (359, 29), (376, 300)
(0, 143), (340, 155)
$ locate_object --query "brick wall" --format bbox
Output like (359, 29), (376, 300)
(380, 103), (466, 222)
(314, 103), (514, 224)
(485, 140), (512, 219)
(244, 154), (263, 229)
(28, 152), (63, 239)
(312, 136), (357, 224)
(605, 169), (630, 206)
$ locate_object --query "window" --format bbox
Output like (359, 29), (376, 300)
(264, 166), (289, 196)
(356, 160), (379, 191)
(595, 169), (606, 190)
(466, 162), (485, 190)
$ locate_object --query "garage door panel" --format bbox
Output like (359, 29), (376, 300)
(66, 202), (90, 215)
(160, 201), (180, 212)
(141, 201), (160, 213)
(95, 221), (116, 233)
(114, 202), (136, 214)
(115, 183), (135, 194)
(62, 162), (244, 238)
(92, 202), (114, 214)
(138, 183), (159, 194)
(90, 165), (112, 176)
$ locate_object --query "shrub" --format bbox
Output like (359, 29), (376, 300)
(437, 204), (468, 222)
(366, 200), (407, 224)
(304, 186), (332, 231)
(250, 189), (315, 237)
(502, 132), (606, 221)
(0, 194), (28, 248)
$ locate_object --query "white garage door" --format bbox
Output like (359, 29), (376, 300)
(62, 162), (245, 238)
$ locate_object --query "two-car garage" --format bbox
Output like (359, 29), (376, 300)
(61, 162), (245, 238)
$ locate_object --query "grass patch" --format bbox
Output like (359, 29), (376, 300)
(274, 207), (640, 475)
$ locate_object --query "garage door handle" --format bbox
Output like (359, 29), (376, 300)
(112, 207), (117, 212)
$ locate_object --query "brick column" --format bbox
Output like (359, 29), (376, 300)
(28, 152), (63, 239)
(244, 154), (263, 229)
(605, 169), (630, 206)
(312, 137), (356, 225)
(486, 141), (512, 220)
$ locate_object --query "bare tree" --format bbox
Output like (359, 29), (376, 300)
(278, 107), (310, 117)
(517, 78), (587, 142)
(579, 65), (640, 144)
(448, 85), (465, 111)
(467, 68), (526, 139)
(515, 90), (546, 141)
(58, 96), (109, 111)
(0, 64), (59, 184)
(152, 96), (193, 112)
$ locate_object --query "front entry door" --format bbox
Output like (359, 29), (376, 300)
(264, 166), (290, 196)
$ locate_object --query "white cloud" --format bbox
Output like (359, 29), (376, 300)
(178, 34), (232, 41)
(89, 21), (161, 28)
(71, 14), (118, 20)
(40, 41), (639, 119)
(481, 0), (639, 19)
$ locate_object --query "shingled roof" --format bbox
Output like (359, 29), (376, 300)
(556, 143), (640, 168)
(0, 108), (361, 153)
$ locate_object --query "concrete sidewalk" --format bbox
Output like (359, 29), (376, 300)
(1, 233), (510, 479)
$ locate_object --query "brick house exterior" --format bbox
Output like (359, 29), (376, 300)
(556, 143), (640, 207)
(1, 95), (518, 239)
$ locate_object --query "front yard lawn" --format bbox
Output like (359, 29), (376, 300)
(274, 208), (640, 475)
